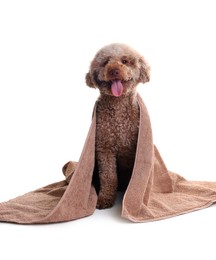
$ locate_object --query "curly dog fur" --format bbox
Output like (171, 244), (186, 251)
(86, 43), (150, 209)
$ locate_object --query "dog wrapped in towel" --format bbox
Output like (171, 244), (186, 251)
(1, 43), (216, 224)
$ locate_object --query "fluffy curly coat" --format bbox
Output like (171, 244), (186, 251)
(86, 43), (150, 209)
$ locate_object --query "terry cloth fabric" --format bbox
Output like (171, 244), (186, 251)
(1, 93), (216, 224)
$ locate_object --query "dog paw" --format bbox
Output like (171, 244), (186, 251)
(96, 194), (115, 209)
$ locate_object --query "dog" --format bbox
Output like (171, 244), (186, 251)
(85, 43), (150, 209)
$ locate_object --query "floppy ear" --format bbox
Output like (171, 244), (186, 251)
(138, 57), (150, 83)
(85, 72), (96, 88)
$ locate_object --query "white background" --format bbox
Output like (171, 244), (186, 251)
(1, 0), (216, 259)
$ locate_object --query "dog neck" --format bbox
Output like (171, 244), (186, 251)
(98, 90), (138, 108)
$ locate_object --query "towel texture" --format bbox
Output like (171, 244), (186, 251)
(0, 93), (216, 223)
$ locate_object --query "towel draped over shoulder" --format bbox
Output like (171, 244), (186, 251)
(1, 93), (216, 224)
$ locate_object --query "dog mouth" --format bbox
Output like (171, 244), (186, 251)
(93, 72), (133, 97)
(111, 80), (123, 97)
(110, 78), (133, 97)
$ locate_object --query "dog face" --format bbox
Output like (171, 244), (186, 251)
(86, 43), (150, 97)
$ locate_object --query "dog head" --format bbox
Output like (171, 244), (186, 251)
(86, 43), (150, 97)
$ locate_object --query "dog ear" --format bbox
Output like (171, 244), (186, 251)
(138, 57), (150, 83)
(85, 72), (96, 88)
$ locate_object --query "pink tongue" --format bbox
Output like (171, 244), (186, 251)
(111, 80), (123, 97)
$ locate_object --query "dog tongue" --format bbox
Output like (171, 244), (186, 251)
(111, 80), (123, 97)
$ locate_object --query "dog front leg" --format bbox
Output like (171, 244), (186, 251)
(96, 152), (118, 209)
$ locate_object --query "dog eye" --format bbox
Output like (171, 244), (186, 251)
(122, 59), (129, 64)
(101, 60), (109, 67)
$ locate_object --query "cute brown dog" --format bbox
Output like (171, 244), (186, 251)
(86, 43), (150, 209)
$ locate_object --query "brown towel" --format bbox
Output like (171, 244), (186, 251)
(1, 93), (216, 223)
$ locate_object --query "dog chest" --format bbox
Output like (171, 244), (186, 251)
(95, 99), (139, 153)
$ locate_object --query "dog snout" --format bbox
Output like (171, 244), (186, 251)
(108, 68), (120, 78)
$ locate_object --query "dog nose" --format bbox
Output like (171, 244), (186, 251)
(109, 68), (119, 77)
